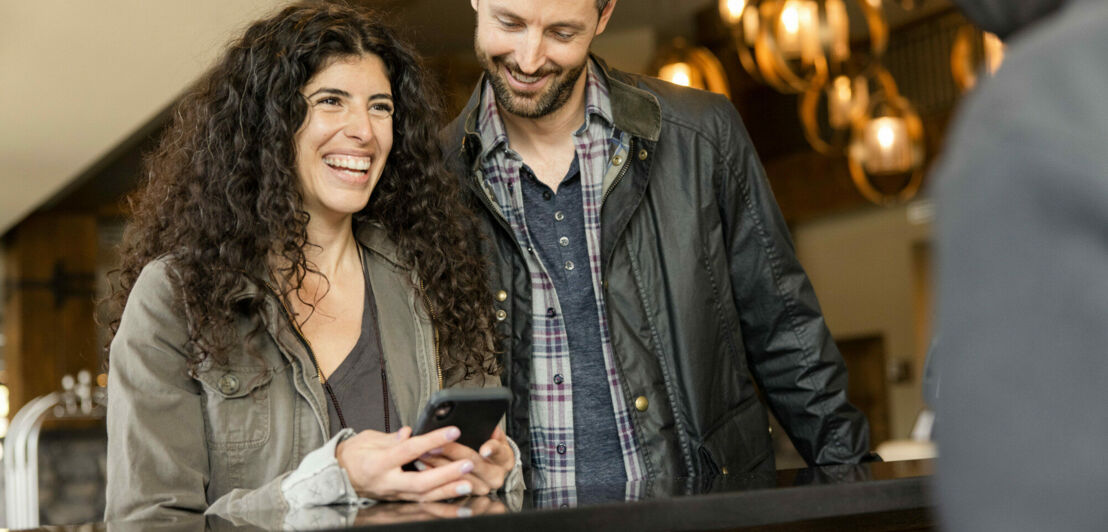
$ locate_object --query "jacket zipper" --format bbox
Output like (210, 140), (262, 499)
(264, 282), (341, 432)
(419, 279), (444, 389)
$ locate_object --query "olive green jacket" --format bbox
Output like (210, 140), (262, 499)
(105, 223), (521, 526)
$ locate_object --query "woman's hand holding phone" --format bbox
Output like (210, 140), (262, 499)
(415, 426), (514, 495)
(336, 426), (479, 502)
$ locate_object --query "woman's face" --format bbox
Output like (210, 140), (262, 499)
(294, 53), (394, 224)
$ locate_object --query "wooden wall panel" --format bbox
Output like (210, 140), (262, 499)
(3, 213), (100, 418)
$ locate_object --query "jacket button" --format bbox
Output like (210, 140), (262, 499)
(634, 395), (649, 412)
(218, 374), (240, 395)
(721, 466), (730, 476)
(638, 149), (649, 160)
(496, 309), (507, 321)
(768, 426), (774, 435)
(495, 290), (508, 302)
(612, 154), (624, 166)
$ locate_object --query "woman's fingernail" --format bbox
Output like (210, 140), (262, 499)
(457, 507), (473, 518)
(480, 447), (493, 458)
(456, 483), (473, 496)
(460, 460), (475, 474)
(429, 447), (444, 455)
(446, 427), (461, 441)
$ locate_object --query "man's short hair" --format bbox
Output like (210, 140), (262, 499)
(597, 0), (610, 12)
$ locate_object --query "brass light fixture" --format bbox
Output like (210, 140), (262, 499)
(715, 0), (958, 206)
(847, 76), (926, 205)
(951, 26), (1005, 92)
(799, 69), (873, 155)
(741, 0), (888, 94)
(655, 39), (732, 98)
(718, 0), (768, 83)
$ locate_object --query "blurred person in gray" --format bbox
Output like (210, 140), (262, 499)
(935, 0), (1108, 530)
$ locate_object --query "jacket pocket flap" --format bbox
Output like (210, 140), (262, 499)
(196, 366), (275, 399)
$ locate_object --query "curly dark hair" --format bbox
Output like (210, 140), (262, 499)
(108, 1), (500, 379)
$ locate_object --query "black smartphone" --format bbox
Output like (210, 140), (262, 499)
(410, 387), (511, 451)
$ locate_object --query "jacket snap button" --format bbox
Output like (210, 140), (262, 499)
(721, 466), (730, 476)
(218, 374), (240, 395)
(634, 395), (649, 412)
(496, 290), (508, 302)
(612, 154), (624, 166)
(768, 426), (774, 435)
(496, 309), (507, 321)
(638, 149), (649, 160)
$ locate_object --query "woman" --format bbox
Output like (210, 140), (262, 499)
(104, 2), (518, 522)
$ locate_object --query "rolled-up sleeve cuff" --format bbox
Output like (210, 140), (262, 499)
(280, 428), (374, 508)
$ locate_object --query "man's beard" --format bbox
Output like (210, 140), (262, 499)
(476, 42), (586, 119)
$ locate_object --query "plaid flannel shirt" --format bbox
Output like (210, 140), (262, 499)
(476, 61), (646, 503)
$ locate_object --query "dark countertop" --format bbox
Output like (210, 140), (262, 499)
(50, 460), (934, 531)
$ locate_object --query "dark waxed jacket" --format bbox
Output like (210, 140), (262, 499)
(442, 58), (871, 482)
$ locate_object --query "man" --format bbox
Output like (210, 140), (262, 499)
(442, 0), (872, 497)
(934, 0), (1107, 530)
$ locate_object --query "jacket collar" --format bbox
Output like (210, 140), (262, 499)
(453, 55), (662, 168)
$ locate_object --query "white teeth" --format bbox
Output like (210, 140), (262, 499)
(323, 155), (371, 171)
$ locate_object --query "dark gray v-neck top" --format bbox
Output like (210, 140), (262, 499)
(325, 247), (400, 437)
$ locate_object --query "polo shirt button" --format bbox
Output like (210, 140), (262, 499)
(495, 290), (508, 302)
(564, 260), (575, 271)
(553, 374), (564, 385)
(559, 236), (569, 247)
(547, 308), (557, 318)
(554, 211), (565, 222)
(556, 443), (567, 455)
(496, 309), (507, 321)
(543, 190), (553, 200)
(218, 374), (240, 395)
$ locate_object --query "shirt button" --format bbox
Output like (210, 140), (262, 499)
(559, 236), (569, 247)
(556, 443), (567, 455)
(547, 308), (557, 318)
(553, 374), (564, 385)
(554, 211), (565, 222)
(495, 290), (508, 302)
(543, 190), (553, 200)
(564, 260), (575, 271)
(218, 374), (240, 395)
(496, 309), (507, 321)
(634, 395), (649, 412)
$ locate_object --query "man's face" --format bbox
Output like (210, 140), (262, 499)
(472, 0), (614, 119)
